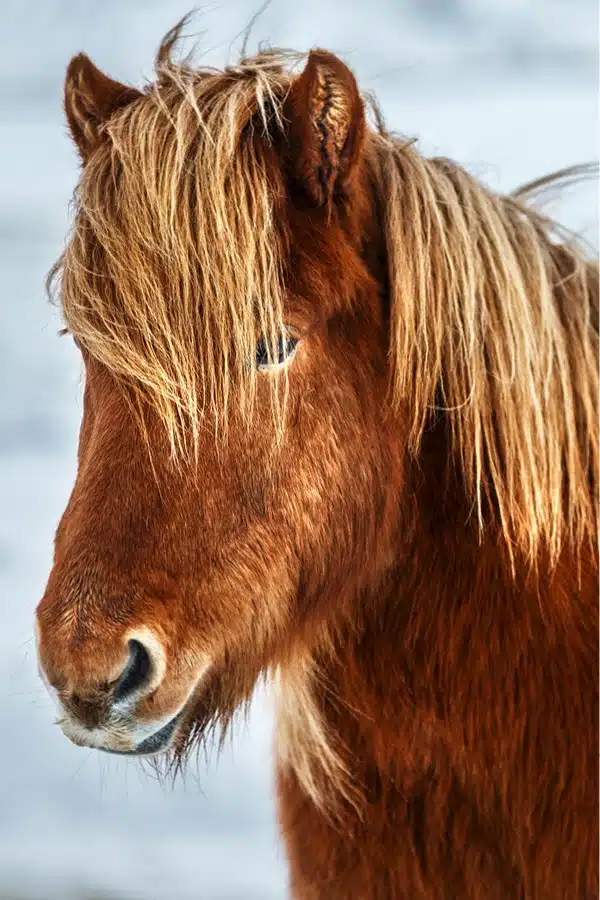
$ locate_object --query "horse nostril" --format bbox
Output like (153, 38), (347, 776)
(114, 638), (152, 703)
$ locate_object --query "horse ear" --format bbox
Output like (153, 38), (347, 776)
(283, 50), (365, 208)
(64, 54), (142, 161)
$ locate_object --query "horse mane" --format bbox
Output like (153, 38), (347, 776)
(50, 34), (598, 568)
(366, 134), (598, 565)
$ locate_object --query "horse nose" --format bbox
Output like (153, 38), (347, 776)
(36, 620), (166, 722)
(113, 638), (153, 703)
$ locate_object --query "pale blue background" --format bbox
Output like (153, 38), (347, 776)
(0, 2), (597, 898)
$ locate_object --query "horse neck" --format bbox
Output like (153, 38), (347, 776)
(277, 177), (597, 807)
(291, 412), (596, 813)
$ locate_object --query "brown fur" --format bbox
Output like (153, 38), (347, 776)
(37, 26), (598, 899)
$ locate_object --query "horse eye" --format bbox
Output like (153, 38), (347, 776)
(256, 332), (299, 370)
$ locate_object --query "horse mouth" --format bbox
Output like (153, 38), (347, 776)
(98, 664), (210, 756)
(100, 709), (184, 757)
(54, 661), (212, 758)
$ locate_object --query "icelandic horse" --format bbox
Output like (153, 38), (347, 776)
(36, 27), (598, 899)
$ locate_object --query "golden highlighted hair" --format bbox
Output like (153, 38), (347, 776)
(51, 34), (598, 565)
(367, 133), (597, 564)
(53, 40), (299, 453)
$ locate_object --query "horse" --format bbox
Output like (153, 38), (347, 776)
(35, 25), (598, 900)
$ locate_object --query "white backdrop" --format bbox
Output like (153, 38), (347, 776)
(0, 2), (597, 898)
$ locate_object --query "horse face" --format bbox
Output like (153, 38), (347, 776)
(36, 46), (392, 759)
(36, 308), (388, 760)
(36, 346), (299, 755)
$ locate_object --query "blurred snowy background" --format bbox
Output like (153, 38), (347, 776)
(0, 1), (597, 898)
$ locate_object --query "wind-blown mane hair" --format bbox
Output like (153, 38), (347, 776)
(51, 33), (597, 567)
(369, 141), (598, 565)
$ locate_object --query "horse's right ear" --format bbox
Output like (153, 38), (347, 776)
(64, 54), (142, 161)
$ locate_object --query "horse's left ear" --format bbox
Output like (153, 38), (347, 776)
(283, 50), (365, 208)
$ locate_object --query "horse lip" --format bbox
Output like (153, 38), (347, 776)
(65, 661), (210, 757)
(99, 709), (184, 757)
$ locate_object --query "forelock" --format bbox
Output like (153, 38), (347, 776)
(55, 45), (303, 455)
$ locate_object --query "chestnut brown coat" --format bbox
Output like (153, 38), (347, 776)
(36, 27), (598, 900)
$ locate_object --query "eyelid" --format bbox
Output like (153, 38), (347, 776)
(285, 325), (302, 340)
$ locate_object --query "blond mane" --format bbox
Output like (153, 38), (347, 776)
(51, 39), (598, 565)
(54, 42), (299, 453)
(366, 134), (597, 564)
